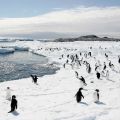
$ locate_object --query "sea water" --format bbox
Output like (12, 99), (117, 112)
(0, 51), (59, 82)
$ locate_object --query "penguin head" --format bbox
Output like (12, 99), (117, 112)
(7, 87), (10, 89)
(79, 88), (83, 91)
(12, 95), (16, 99)
(95, 89), (99, 92)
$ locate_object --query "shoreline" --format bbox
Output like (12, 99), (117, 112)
(0, 47), (60, 82)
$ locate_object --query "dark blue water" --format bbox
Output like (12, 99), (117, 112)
(0, 51), (59, 82)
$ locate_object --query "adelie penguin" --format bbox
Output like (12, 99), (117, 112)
(75, 88), (84, 103)
(31, 75), (38, 84)
(6, 87), (12, 101)
(8, 95), (17, 113)
(118, 55), (120, 63)
(79, 76), (87, 86)
(96, 72), (101, 79)
(75, 71), (79, 78)
(93, 89), (99, 103)
(103, 62), (106, 70)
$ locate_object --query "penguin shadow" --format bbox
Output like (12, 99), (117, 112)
(11, 111), (20, 116)
(80, 102), (89, 106)
(106, 78), (115, 83)
(95, 101), (106, 105)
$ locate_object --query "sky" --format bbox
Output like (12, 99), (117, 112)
(0, 0), (120, 39)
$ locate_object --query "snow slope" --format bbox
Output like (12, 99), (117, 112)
(0, 41), (120, 120)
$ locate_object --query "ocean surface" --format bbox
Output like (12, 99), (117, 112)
(0, 48), (59, 82)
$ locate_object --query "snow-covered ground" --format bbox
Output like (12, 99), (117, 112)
(0, 41), (120, 120)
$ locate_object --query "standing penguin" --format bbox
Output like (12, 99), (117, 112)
(87, 63), (91, 74)
(118, 55), (120, 63)
(75, 88), (84, 103)
(31, 75), (38, 84)
(63, 63), (66, 68)
(96, 72), (101, 79)
(8, 95), (17, 113)
(93, 89), (99, 103)
(103, 62), (107, 70)
(75, 71), (79, 78)
(34, 75), (38, 84)
(79, 76), (87, 86)
(106, 70), (109, 80)
(6, 87), (12, 101)
(105, 53), (108, 59)
(88, 52), (91, 57)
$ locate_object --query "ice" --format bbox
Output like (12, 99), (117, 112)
(0, 41), (120, 120)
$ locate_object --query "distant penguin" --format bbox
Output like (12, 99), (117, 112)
(75, 54), (79, 59)
(31, 75), (38, 84)
(109, 61), (114, 68)
(88, 52), (91, 57)
(109, 61), (114, 70)
(96, 72), (101, 79)
(63, 63), (66, 68)
(95, 65), (99, 72)
(79, 76), (87, 86)
(118, 56), (120, 63)
(75, 71), (79, 78)
(93, 89), (99, 103)
(75, 88), (84, 103)
(105, 53), (108, 59)
(103, 62), (107, 70)
(34, 75), (38, 84)
(6, 87), (12, 101)
(66, 59), (69, 64)
(80, 52), (82, 56)
(101, 70), (106, 77)
(106, 70), (109, 80)
(87, 63), (91, 73)
(67, 54), (69, 58)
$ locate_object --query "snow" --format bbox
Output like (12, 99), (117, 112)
(0, 41), (120, 120)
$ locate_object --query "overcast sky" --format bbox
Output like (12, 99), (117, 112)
(0, 0), (120, 38)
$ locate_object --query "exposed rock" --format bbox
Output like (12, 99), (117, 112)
(54, 35), (120, 42)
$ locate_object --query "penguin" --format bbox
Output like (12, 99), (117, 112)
(63, 63), (66, 68)
(93, 89), (99, 103)
(8, 95), (17, 113)
(106, 70), (109, 80)
(79, 76), (87, 86)
(34, 75), (38, 84)
(118, 56), (120, 63)
(96, 72), (101, 79)
(75, 71), (79, 78)
(31, 75), (38, 84)
(75, 88), (84, 103)
(88, 52), (91, 57)
(103, 62), (107, 70)
(87, 63), (91, 74)
(105, 53), (108, 59)
(6, 87), (12, 101)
